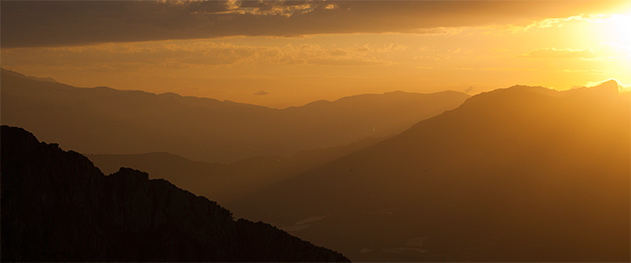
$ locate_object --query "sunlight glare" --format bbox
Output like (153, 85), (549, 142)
(590, 12), (631, 52)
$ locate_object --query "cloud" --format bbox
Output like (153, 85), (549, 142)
(463, 86), (476, 94)
(521, 13), (630, 31)
(1, 0), (625, 48)
(204, 1), (316, 17)
(254, 90), (270, 96)
(521, 48), (598, 59)
(521, 43), (629, 59)
(523, 15), (589, 30)
(0, 41), (403, 70)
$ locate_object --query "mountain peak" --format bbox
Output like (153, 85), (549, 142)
(594, 78), (620, 87)
(589, 78), (621, 92)
(567, 79), (621, 98)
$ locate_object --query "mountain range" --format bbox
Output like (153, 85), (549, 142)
(87, 136), (383, 204)
(1, 68), (468, 163)
(1, 125), (349, 262)
(231, 80), (630, 261)
(2, 68), (628, 262)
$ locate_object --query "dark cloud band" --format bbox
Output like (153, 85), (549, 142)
(1, 0), (625, 48)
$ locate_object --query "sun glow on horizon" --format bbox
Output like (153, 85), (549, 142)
(571, 10), (631, 87)
(2, 2), (630, 107)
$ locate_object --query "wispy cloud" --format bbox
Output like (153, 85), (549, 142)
(523, 15), (589, 30)
(254, 90), (270, 96)
(521, 43), (629, 60)
(1, 41), (405, 71)
(521, 47), (598, 59)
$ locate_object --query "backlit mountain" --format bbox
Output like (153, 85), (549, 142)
(234, 81), (630, 261)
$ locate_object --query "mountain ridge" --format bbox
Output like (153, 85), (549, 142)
(1, 125), (349, 262)
(233, 82), (630, 261)
(1, 68), (469, 163)
(87, 136), (384, 204)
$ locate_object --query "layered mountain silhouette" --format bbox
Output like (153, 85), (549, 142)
(3, 67), (628, 262)
(88, 137), (383, 204)
(1, 68), (468, 163)
(0, 126), (349, 262)
(233, 81), (630, 261)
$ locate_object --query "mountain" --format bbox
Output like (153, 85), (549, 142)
(1, 68), (469, 163)
(0, 125), (349, 262)
(87, 137), (383, 204)
(233, 81), (630, 261)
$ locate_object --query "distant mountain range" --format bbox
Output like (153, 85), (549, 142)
(1, 125), (349, 262)
(1, 68), (469, 163)
(87, 137), (383, 204)
(232, 80), (630, 261)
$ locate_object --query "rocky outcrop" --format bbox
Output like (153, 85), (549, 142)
(1, 125), (349, 262)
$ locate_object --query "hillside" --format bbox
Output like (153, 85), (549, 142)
(1, 69), (468, 163)
(233, 81), (630, 261)
(87, 137), (383, 204)
(0, 125), (349, 262)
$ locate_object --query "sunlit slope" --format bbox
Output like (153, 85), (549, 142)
(1, 69), (468, 163)
(235, 81), (630, 262)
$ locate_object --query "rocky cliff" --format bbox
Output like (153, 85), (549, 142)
(1, 125), (349, 262)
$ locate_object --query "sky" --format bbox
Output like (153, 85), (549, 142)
(2, 0), (630, 108)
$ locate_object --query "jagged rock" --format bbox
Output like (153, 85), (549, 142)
(1, 126), (349, 262)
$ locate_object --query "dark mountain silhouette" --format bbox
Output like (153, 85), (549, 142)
(1, 68), (469, 163)
(233, 81), (630, 261)
(0, 125), (349, 262)
(87, 137), (383, 204)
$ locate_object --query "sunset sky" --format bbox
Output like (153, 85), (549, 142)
(2, 0), (630, 108)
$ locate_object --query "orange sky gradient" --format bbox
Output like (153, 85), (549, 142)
(2, 0), (629, 108)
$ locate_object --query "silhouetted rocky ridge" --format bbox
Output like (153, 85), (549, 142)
(1, 125), (349, 262)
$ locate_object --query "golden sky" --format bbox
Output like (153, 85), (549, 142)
(2, 0), (630, 108)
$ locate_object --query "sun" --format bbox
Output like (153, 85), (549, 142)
(572, 9), (631, 87)
(589, 11), (631, 53)
(603, 13), (631, 47)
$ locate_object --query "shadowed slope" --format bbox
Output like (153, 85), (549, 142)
(1, 68), (468, 163)
(0, 126), (349, 262)
(87, 137), (384, 204)
(234, 81), (630, 261)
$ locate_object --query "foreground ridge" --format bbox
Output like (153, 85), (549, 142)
(0, 125), (349, 262)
